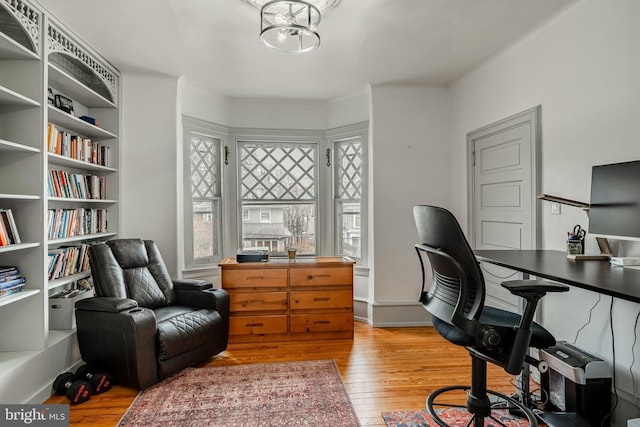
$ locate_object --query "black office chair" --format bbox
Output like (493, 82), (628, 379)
(413, 205), (569, 427)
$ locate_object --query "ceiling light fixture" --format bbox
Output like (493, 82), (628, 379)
(243, 0), (341, 54)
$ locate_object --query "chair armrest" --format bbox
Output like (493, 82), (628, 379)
(175, 287), (230, 313)
(501, 280), (568, 375)
(75, 298), (158, 389)
(75, 296), (138, 313)
(502, 280), (569, 299)
(172, 279), (213, 291)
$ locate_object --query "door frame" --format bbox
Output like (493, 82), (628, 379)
(466, 106), (542, 249)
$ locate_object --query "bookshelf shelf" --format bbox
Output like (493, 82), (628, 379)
(0, 289), (40, 308)
(48, 106), (117, 139)
(48, 271), (91, 291)
(47, 153), (116, 172)
(0, 139), (40, 153)
(49, 63), (115, 109)
(0, 242), (40, 253)
(0, 31), (39, 60)
(0, 84), (40, 108)
(0, 193), (40, 200)
(48, 197), (117, 204)
(48, 232), (117, 246)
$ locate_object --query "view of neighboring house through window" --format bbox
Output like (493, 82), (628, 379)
(239, 141), (317, 256)
(334, 136), (363, 260)
(184, 117), (223, 267)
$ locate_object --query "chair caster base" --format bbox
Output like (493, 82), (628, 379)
(426, 385), (538, 427)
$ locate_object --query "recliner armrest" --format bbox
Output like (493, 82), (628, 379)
(175, 287), (230, 313)
(75, 296), (138, 313)
(172, 279), (213, 291)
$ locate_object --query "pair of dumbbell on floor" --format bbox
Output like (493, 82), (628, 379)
(53, 365), (114, 404)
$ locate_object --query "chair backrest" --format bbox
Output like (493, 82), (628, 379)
(413, 205), (485, 333)
(88, 238), (176, 308)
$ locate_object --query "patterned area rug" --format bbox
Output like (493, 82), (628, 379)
(382, 408), (530, 427)
(118, 359), (360, 427)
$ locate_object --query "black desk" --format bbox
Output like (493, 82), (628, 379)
(475, 249), (640, 304)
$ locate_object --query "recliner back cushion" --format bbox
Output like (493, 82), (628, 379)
(123, 266), (166, 308)
(88, 239), (177, 308)
(108, 239), (149, 269)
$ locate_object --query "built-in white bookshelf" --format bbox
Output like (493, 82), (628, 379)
(0, 0), (120, 404)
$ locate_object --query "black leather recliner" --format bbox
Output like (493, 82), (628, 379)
(75, 238), (230, 389)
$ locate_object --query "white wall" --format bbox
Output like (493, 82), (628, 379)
(368, 84), (450, 325)
(121, 72), (180, 276)
(449, 0), (640, 421)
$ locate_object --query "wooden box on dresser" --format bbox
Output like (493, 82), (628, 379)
(0, 0), (120, 403)
(219, 256), (355, 343)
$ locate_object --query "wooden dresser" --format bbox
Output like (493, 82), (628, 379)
(219, 256), (355, 343)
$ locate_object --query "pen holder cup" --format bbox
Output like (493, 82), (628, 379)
(567, 239), (584, 255)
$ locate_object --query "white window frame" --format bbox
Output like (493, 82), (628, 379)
(236, 133), (322, 257)
(180, 122), (368, 266)
(328, 122), (369, 266)
(182, 116), (227, 269)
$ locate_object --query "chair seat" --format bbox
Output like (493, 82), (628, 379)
(155, 306), (223, 361)
(432, 306), (556, 349)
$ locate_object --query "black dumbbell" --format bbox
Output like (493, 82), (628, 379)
(53, 372), (93, 404)
(76, 365), (114, 394)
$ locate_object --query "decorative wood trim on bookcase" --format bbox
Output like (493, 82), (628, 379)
(1, 0), (41, 52)
(46, 22), (117, 104)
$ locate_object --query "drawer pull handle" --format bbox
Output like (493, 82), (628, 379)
(246, 322), (264, 327)
(245, 300), (263, 305)
(307, 274), (330, 280)
(314, 320), (331, 325)
(313, 297), (330, 302)
(247, 276), (264, 280)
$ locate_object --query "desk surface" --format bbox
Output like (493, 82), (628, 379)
(475, 249), (640, 304)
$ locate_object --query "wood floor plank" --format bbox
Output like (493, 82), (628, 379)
(44, 322), (518, 426)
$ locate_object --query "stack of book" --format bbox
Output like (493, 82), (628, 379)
(0, 266), (26, 299)
(48, 244), (91, 280)
(0, 209), (21, 246)
(47, 123), (111, 167)
(47, 208), (108, 240)
(48, 169), (106, 200)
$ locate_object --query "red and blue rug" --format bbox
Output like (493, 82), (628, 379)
(382, 408), (530, 427)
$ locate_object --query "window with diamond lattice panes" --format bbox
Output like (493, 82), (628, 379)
(239, 141), (317, 256)
(335, 137), (362, 259)
(188, 130), (222, 266)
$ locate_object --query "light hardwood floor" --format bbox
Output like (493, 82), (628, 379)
(45, 322), (518, 426)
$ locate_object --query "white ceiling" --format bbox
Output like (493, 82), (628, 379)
(37, 0), (576, 100)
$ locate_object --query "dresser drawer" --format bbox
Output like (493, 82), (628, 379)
(229, 315), (288, 336)
(290, 289), (353, 310)
(290, 313), (353, 333)
(222, 268), (287, 288)
(229, 291), (288, 312)
(290, 267), (353, 287)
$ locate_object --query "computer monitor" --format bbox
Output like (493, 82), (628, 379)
(588, 159), (640, 242)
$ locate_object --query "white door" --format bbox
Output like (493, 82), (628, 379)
(467, 107), (540, 310)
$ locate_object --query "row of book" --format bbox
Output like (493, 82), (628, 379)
(47, 123), (111, 167)
(48, 169), (106, 200)
(47, 208), (108, 240)
(48, 244), (91, 281)
(0, 209), (21, 246)
(0, 266), (26, 299)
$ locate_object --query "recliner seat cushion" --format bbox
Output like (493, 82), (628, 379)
(155, 307), (222, 361)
